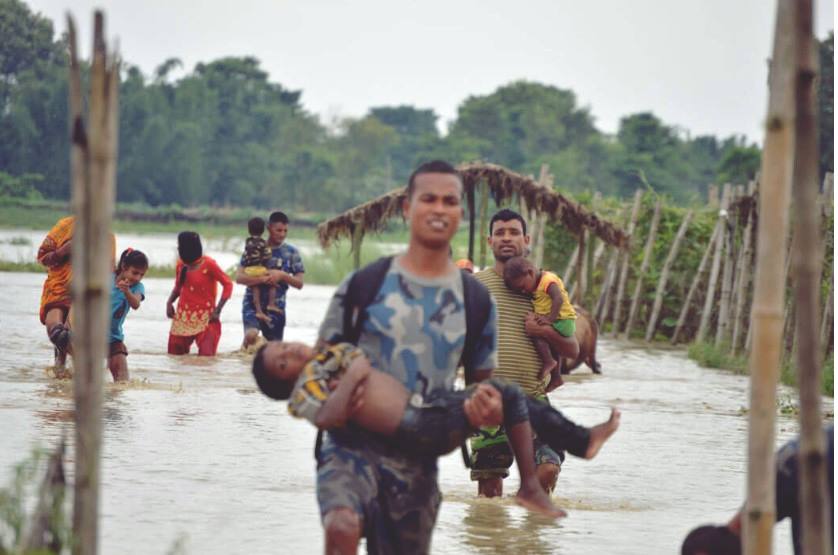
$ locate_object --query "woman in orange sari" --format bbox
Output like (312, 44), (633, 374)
(37, 216), (75, 366)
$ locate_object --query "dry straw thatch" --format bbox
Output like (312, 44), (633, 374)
(317, 162), (628, 249)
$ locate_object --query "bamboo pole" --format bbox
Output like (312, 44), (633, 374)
(622, 197), (661, 339)
(726, 184), (746, 328)
(350, 224), (364, 270)
(478, 181), (489, 269)
(791, 1), (829, 551)
(696, 186), (731, 344)
(595, 247), (619, 323)
(467, 181), (476, 262)
(610, 189), (644, 337)
(744, 0), (796, 551)
(532, 164), (552, 269)
(819, 278), (833, 359)
(573, 230), (587, 303)
(716, 184), (736, 346)
(563, 245), (578, 284)
(708, 184), (719, 208)
(731, 182), (757, 355)
(594, 208), (625, 323)
(671, 223), (720, 344)
(68, 12), (119, 555)
(645, 210), (693, 342)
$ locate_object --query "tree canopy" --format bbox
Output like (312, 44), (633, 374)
(0, 0), (832, 213)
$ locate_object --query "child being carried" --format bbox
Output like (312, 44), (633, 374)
(252, 339), (620, 519)
(503, 256), (580, 383)
(241, 217), (280, 325)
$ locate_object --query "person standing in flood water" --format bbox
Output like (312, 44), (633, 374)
(37, 215), (115, 367)
(166, 232), (233, 356)
(236, 211), (305, 349)
(313, 160), (504, 554)
(471, 209), (580, 499)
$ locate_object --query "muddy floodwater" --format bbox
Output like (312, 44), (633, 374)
(0, 268), (825, 554)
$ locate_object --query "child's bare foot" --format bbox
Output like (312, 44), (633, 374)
(255, 312), (272, 324)
(515, 482), (567, 518)
(545, 367), (564, 392)
(266, 306), (282, 314)
(585, 408), (621, 459)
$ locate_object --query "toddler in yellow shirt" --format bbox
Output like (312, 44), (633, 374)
(503, 256), (578, 380)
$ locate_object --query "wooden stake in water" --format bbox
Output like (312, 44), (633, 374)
(610, 189), (644, 337)
(731, 182), (757, 355)
(622, 197), (661, 340)
(68, 11), (119, 555)
(791, 0), (829, 551)
(645, 209), (693, 342)
(716, 184), (737, 346)
(744, 0), (796, 552)
(671, 223), (720, 344)
(696, 186), (731, 344)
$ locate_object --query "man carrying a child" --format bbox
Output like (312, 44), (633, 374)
(236, 211), (305, 347)
(472, 208), (580, 498)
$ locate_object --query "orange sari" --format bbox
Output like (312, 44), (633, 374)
(37, 216), (116, 324)
(38, 217), (75, 324)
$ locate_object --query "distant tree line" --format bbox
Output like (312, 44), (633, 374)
(0, 0), (832, 212)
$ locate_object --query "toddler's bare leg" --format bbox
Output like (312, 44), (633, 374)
(251, 286), (271, 323)
(266, 287), (282, 314)
(533, 337), (558, 380)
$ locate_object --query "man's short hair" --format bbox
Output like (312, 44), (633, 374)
(251, 343), (295, 401)
(248, 217), (266, 236)
(268, 211), (289, 225)
(503, 256), (534, 281)
(681, 525), (741, 555)
(407, 160), (461, 199)
(489, 208), (527, 236)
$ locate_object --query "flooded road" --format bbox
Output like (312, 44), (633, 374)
(0, 270), (822, 554)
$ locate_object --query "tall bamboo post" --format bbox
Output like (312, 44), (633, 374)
(645, 210), (693, 342)
(610, 189), (644, 337)
(68, 12), (119, 555)
(731, 182), (757, 355)
(791, 1), (829, 551)
(696, 186), (731, 344)
(532, 164), (552, 269)
(744, 0), (796, 551)
(478, 181), (489, 269)
(671, 223), (720, 344)
(716, 184), (736, 346)
(622, 197), (661, 339)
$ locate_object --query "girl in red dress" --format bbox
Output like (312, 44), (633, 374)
(166, 232), (233, 356)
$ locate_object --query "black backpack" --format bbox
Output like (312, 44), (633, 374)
(314, 255), (492, 465)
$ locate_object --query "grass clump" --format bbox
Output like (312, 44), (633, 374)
(688, 341), (834, 398)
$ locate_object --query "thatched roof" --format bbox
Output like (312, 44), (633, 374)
(317, 162), (628, 249)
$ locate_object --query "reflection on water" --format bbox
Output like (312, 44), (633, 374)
(0, 271), (825, 554)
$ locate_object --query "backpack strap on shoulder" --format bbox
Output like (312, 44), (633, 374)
(460, 270), (492, 376)
(315, 255), (394, 461)
(459, 269), (492, 470)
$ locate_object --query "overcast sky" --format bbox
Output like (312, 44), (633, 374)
(26, 0), (835, 143)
